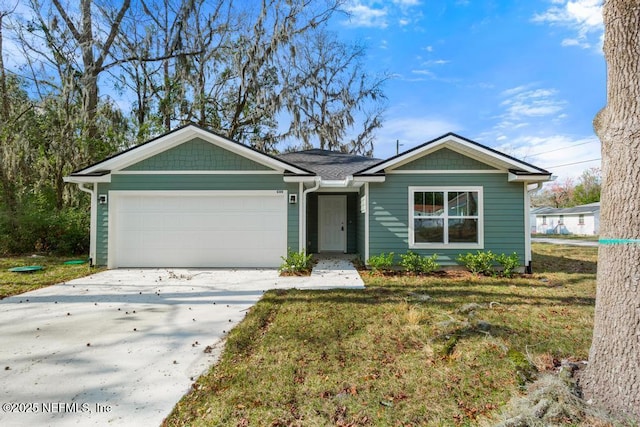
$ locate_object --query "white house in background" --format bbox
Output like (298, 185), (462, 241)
(531, 202), (600, 236)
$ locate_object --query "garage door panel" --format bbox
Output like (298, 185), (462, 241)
(110, 192), (287, 268)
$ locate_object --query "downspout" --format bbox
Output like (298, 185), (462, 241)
(77, 183), (97, 266)
(524, 182), (544, 273)
(301, 177), (321, 254)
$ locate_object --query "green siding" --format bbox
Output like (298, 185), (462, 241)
(96, 186), (109, 266)
(286, 183), (299, 252)
(396, 148), (497, 170)
(109, 174), (286, 191)
(124, 138), (271, 171)
(368, 173), (525, 265)
(95, 174), (295, 266)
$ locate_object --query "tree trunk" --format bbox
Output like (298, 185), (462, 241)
(584, 0), (640, 420)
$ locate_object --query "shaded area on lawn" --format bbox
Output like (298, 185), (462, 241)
(164, 244), (597, 426)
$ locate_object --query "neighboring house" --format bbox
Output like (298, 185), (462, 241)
(64, 124), (551, 270)
(531, 203), (600, 235)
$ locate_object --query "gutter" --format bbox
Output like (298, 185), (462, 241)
(76, 183), (97, 266)
(301, 177), (321, 252)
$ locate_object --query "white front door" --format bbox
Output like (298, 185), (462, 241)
(319, 195), (347, 252)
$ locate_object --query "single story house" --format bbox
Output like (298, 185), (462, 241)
(64, 124), (551, 270)
(531, 202), (600, 235)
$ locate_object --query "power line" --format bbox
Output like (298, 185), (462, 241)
(545, 158), (601, 169)
(527, 140), (597, 157)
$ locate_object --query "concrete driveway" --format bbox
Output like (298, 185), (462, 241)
(0, 265), (363, 426)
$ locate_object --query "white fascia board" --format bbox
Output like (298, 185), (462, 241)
(352, 175), (386, 183)
(78, 125), (310, 176)
(508, 172), (552, 182)
(63, 175), (112, 184)
(282, 176), (318, 183)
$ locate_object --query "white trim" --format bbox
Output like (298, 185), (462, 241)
(508, 172), (551, 182)
(108, 189), (283, 197)
(77, 183), (97, 264)
(388, 169), (505, 174)
(64, 175), (112, 184)
(352, 175), (386, 183)
(364, 182), (370, 263)
(408, 186), (484, 250)
(283, 176), (318, 183)
(114, 170), (282, 175)
(315, 187), (361, 193)
(77, 125), (310, 176)
(301, 178), (321, 253)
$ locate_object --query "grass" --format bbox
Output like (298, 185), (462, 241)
(164, 243), (597, 426)
(0, 255), (103, 299)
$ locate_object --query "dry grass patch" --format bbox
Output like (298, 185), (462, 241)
(164, 243), (597, 426)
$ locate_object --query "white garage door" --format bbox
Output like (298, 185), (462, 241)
(109, 191), (287, 268)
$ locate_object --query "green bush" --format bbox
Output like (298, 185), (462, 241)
(399, 251), (439, 275)
(0, 192), (90, 255)
(279, 249), (313, 274)
(367, 252), (394, 274)
(496, 252), (520, 277)
(457, 250), (496, 275)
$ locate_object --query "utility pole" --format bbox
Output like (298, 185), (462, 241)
(396, 139), (403, 155)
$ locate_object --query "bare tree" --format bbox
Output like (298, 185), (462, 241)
(284, 30), (386, 155)
(0, 7), (26, 226)
(583, 0), (640, 420)
(48, 0), (130, 142)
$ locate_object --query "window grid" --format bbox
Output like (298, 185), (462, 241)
(409, 186), (483, 249)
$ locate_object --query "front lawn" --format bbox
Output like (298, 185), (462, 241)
(0, 256), (102, 299)
(164, 243), (597, 426)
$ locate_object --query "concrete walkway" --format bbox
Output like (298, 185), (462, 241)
(0, 258), (363, 427)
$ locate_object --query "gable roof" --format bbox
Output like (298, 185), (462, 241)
(355, 132), (551, 182)
(67, 124), (314, 180)
(533, 202), (600, 216)
(277, 149), (380, 180)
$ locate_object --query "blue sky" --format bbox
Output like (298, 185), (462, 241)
(332, 0), (605, 181)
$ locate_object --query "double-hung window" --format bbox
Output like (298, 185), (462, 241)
(409, 186), (483, 249)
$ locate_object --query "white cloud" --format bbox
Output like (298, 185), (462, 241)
(373, 116), (460, 158)
(533, 0), (603, 49)
(344, 3), (388, 28)
(342, 0), (421, 29)
(498, 86), (567, 126)
(393, 0), (421, 5)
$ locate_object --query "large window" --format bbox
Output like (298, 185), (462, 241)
(409, 186), (483, 249)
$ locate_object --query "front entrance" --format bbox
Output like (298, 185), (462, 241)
(318, 195), (347, 252)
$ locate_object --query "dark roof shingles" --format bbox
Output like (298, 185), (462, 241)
(277, 149), (380, 180)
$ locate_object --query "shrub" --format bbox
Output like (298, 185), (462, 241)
(279, 249), (313, 275)
(400, 251), (439, 275)
(457, 250), (496, 275)
(496, 252), (520, 277)
(367, 252), (394, 274)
